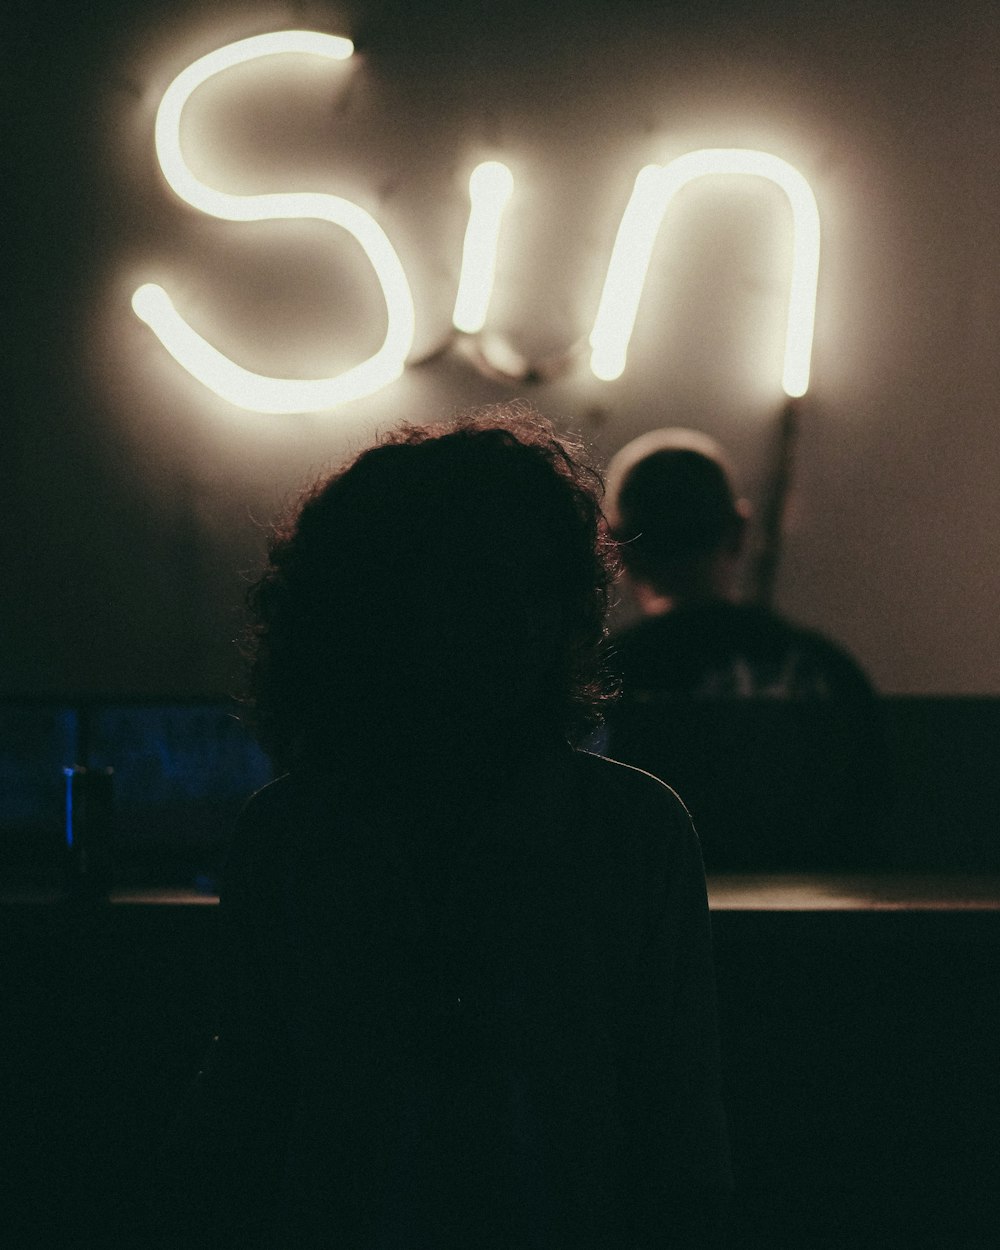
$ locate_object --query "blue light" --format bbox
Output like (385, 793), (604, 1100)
(63, 766), (76, 849)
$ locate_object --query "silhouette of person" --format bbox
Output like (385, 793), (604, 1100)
(602, 427), (885, 871)
(155, 405), (731, 1249)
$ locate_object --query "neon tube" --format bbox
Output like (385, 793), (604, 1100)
(589, 149), (820, 398)
(133, 31), (416, 414)
(452, 161), (514, 335)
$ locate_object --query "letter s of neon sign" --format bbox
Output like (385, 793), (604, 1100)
(132, 31), (416, 413)
(133, 30), (820, 412)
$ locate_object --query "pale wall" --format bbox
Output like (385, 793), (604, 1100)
(6, 0), (998, 695)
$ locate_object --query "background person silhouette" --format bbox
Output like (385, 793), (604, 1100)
(154, 404), (731, 1249)
(602, 427), (886, 871)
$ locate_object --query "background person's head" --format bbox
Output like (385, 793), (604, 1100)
(244, 402), (617, 778)
(605, 428), (748, 612)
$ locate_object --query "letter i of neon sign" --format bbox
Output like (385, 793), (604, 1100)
(452, 161), (515, 335)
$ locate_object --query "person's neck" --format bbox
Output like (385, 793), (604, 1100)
(633, 580), (735, 617)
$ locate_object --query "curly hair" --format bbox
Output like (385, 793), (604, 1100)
(242, 403), (619, 775)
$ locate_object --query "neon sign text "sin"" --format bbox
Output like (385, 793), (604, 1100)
(133, 30), (820, 413)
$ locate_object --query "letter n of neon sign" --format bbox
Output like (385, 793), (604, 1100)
(588, 149), (820, 398)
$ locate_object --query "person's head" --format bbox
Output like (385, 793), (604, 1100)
(244, 402), (618, 776)
(605, 428), (748, 610)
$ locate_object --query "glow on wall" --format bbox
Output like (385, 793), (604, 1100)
(131, 30), (417, 413)
(588, 150), (820, 398)
(133, 30), (821, 412)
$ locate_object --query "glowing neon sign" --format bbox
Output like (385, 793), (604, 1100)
(452, 161), (514, 335)
(132, 31), (416, 413)
(134, 31), (821, 412)
(588, 150), (820, 397)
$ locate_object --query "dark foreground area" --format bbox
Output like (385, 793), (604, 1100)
(2, 881), (998, 1249)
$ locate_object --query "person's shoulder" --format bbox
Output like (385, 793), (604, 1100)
(225, 772), (311, 890)
(572, 745), (680, 792)
(723, 602), (875, 696)
(567, 750), (705, 891)
(775, 612), (876, 697)
(234, 771), (300, 828)
(570, 748), (695, 837)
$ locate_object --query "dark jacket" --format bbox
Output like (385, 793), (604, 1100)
(609, 600), (875, 701)
(157, 746), (731, 1248)
(604, 603), (888, 870)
